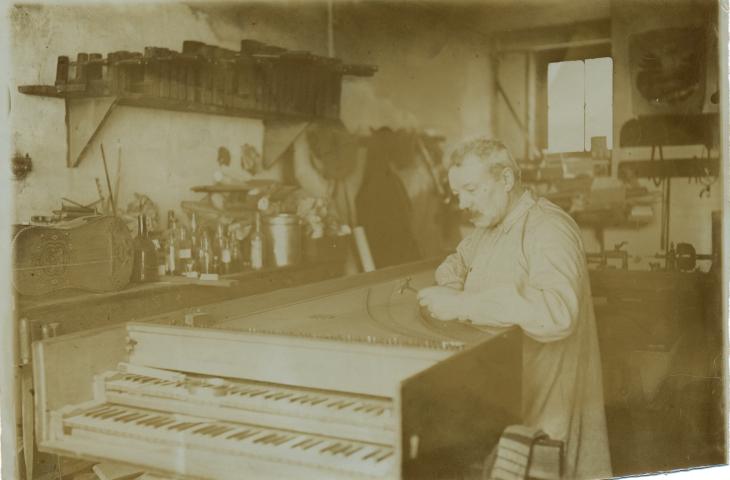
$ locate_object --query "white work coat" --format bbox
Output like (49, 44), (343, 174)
(435, 191), (612, 480)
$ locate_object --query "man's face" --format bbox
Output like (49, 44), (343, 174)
(448, 154), (510, 228)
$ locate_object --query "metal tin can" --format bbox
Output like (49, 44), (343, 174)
(262, 214), (302, 267)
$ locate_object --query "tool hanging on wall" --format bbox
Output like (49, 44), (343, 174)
(696, 146), (717, 198)
(650, 144), (671, 251)
(100, 143), (117, 216)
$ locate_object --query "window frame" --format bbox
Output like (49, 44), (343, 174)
(535, 43), (612, 153)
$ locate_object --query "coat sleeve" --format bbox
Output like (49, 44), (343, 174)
(461, 215), (585, 342)
(434, 229), (480, 289)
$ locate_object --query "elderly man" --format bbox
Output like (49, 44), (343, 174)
(418, 139), (612, 480)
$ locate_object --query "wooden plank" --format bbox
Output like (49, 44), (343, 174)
(17, 85), (64, 97)
(399, 329), (522, 479)
(617, 157), (719, 179)
(67, 96), (119, 168)
(33, 324), (128, 445)
(127, 323), (450, 397)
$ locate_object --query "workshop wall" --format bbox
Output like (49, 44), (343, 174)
(491, 0), (721, 265)
(595, 0), (721, 265)
(10, 2), (496, 223)
(198, 2), (495, 142)
(10, 3), (271, 225)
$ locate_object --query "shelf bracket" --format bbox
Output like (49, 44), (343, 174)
(66, 96), (118, 168)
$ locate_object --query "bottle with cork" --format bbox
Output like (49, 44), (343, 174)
(166, 210), (178, 275)
(250, 211), (264, 271)
(131, 214), (159, 283)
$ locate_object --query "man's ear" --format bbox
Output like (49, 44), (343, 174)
(501, 167), (515, 192)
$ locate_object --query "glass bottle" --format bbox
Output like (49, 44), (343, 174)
(250, 212), (264, 270)
(216, 223), (231, 274)
(199, 231), (213, 274)
(166, 210), (178, 275)
(228, 229), (242, 273)
(190, 212), (200, 264)
(131, 214), (158, 283)
(177, 226), (195, 276)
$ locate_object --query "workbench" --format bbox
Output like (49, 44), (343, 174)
(16, 260), (345, 342)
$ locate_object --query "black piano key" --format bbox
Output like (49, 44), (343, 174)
(234, 388), (256, 396)
(248, 389), (268, 398)
(376, 451), (394, 462)
(301, 439), (324, 451)
(308, 397), (327, 405)
(292, 438), (313, 449)
(227, 429), (255, 441)
(362, 448), (382, 461)
(116, 413), (145, 423)
(320, 442), (340, 454)
(170, 422), (202, 431)
(343, 446), (364, 457)
(86, 407), (114, 418)
(100, 409), (130, 420)
(193, 425), (218, 435)
(272, 434), (296, 446)
(149, 418), (176, 428)
(138, 415), (165, 426)
(208, 426), (233, 437)
(337, 401), (355, 410)
(331, 443), (353, 455)
(225, 429), (248, 440)
(254, 433), (277, 444)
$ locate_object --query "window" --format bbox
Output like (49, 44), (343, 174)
(547, 57), (613, 153)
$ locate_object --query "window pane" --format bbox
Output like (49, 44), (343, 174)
(584, 57), (613, 150)
(548, 60), (585, 153)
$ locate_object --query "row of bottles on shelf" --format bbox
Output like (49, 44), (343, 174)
(131, 211), (265, 284)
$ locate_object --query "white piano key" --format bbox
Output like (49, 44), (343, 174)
(66, 403), (397, 478)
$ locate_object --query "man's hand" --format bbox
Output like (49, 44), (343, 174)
(417, 286), (468, 322)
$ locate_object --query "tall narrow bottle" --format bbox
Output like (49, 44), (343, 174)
(190, 212), (200, 264)
(199, 231), (214, 274)
(216, 223), (231, 274)
(229, 229), (242, 273)
(177, 226), (195, 276)
(250, 212), (264, 270)
(131, 214), (158, 283)
(166, 210), (177, 275)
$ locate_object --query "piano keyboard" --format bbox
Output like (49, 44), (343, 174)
(103, 373), (395, 443)
(63, 403), (396, 479)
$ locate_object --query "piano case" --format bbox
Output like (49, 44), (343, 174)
(32, 261), (522, 479)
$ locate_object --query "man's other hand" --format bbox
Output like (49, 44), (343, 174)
(417, 286), (467, 321)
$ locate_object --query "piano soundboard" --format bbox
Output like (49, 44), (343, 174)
(34, 260), (521, 479)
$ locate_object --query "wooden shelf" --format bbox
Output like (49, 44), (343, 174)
(19, 39), (377, 168)
(18, 87), (325, 122)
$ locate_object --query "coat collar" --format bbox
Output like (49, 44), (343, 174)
(499, 190), (535, 233)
